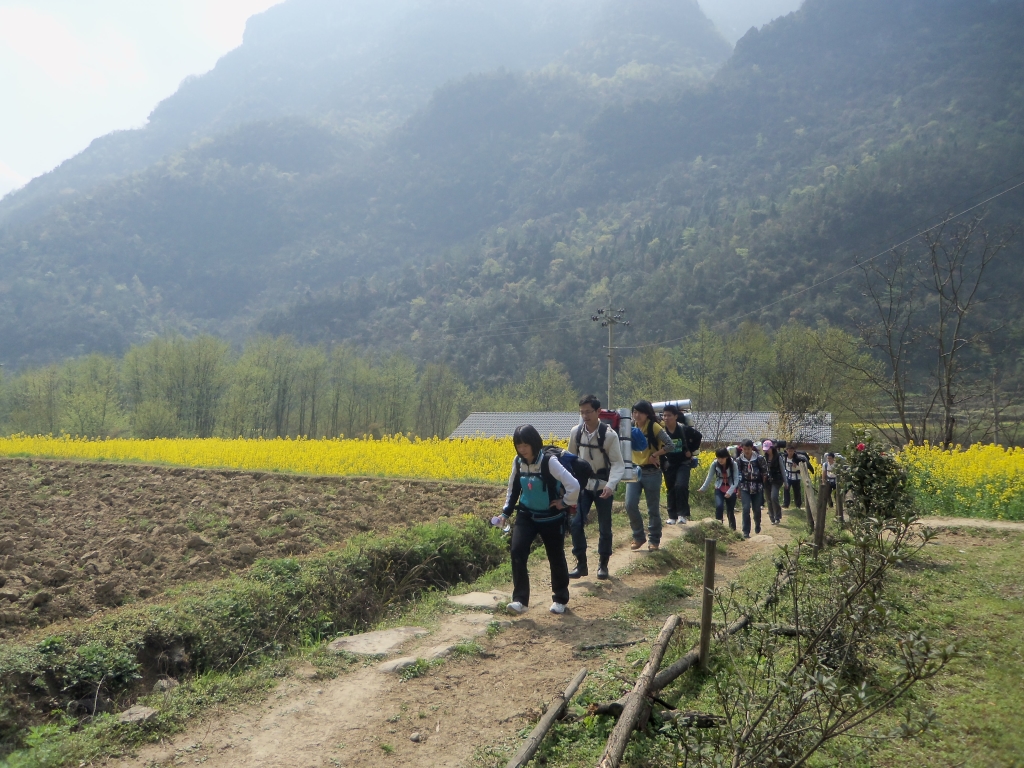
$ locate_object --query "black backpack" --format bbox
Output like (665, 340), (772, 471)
(684, 424), (703, 453)
(541, 446), (597, 495)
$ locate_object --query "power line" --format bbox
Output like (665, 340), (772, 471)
(611, 171), (1024, 351)
(441, 310), (581, 336)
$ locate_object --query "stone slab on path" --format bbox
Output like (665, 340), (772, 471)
(447, 591), (510, 610)
(378, 656), (419, 674)
(327, 626), (428, 656)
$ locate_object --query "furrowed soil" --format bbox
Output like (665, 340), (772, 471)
(0, 459), (503, 639)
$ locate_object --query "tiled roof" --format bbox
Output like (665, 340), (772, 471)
(449, 412), (581, 440)
(694, 411), (832, 446)
(450, 411), (832, 445)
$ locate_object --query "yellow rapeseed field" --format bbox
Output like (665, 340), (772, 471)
(900, 442), (1024, 520)
(0, 434), (530, 484)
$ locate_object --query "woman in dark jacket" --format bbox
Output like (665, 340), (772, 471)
(763, 439), (785, 525)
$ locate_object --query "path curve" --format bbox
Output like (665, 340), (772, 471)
(918, 516), (1024, 531)
(129, 517), (787, 768)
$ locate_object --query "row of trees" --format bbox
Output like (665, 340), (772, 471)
(1, 250), (1020, 444)
(0, 323), (863, 440)
(0, 335), (586, 440)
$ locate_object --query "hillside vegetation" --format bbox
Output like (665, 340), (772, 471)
(0, 0), (1021, 401)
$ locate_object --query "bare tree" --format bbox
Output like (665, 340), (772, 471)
(852, 247), (925, 445)
(919, 215), (1015, 446)
(840, 214), (1017, 446)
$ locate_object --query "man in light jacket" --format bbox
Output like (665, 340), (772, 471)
(567, 394), (625, 580)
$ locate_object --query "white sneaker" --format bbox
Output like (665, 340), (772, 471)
(506, 601), (527, 615)
(666, 519), (678, 525)
(549, 602), (567, 615)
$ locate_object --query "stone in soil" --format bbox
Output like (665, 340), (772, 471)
(119, 705), (159, 724)
(327, 626), (429, 656)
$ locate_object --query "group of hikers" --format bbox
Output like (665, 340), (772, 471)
(499, 395), (838, 616)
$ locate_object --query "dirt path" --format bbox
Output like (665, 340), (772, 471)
(129, 518), (789, 768)
(918, 516), (1024, 531)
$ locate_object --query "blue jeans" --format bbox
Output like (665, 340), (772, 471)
(571, 487), (614, 562)
(626, 467), (663, 546)
(715, 489), (737, 530)
(741, 489), (764, 537)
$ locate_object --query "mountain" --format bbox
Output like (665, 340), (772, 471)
(0, 0), (1021, 395)
(0, 0), (728, 229)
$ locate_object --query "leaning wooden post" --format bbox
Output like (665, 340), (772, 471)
(699, 538), (717, 670)
(596, 614), (680, 768)
(835, 468), (845, 526)
(800, 463), (816, 532)
(506, 668), (588, 768)
(813, 469), (829, 557)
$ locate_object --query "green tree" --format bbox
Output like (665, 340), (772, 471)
(417, 363), (468, 438)
(62, 355), (121, 437)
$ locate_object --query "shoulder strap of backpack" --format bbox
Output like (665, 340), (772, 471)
(596, 423), (610, 466)
(540, 453), (559, 503)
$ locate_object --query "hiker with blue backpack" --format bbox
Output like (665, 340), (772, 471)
(567, 394), (625, 581)
(626, 400), (673, 551)
(500, 424), (580, 616)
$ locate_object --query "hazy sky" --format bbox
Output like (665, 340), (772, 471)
(0, 0), (280, 197)
(0, 0), (801, 199)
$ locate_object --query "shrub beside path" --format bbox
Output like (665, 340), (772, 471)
(129, 516), (790, 768)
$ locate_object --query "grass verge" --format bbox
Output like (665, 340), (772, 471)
(495, 525), (1024, 768)
(0, 516), (505, 766)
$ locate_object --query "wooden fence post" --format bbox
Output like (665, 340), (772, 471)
(813, 468), (829, 557)
(835, 468), (845, 526)
(699, 538), (717, 670)
(505, 668), (588, 768)
(596, 615), (680, 768)
(800, 463), (816, 532)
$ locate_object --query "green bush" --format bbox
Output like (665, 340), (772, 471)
(841, 431), (914, 520)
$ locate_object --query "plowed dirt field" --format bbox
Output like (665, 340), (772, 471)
(0, 459), (504, 639)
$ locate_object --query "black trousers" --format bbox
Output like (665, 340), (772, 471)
(664, 462), (692, 521)
(510, 512), (570, 607)
(784, 479), (803, 509)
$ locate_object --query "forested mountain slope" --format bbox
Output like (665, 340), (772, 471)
(0, 0), (726, 229)
(0, 0), (1021, 396)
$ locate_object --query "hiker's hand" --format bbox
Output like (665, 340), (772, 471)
(600, 487), (614, 499)
(551, 499), (567, 510)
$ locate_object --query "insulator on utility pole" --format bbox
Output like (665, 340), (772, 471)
(592, 308), (629, 410)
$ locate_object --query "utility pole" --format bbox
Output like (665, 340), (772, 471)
(592, 308), (629, 409)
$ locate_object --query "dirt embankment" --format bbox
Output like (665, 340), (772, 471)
(0, 459), (504, 639)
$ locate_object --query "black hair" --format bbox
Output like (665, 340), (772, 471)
(742, 439), (755, 448)
(826, 452), (836, 459)
(714, 447), (734, 474)
(579, 394), (601, 412)
(632, 400), (658, 444)
(662, 404), (681, 416)
(512, 425), (544, 462)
